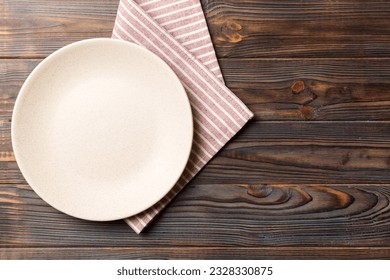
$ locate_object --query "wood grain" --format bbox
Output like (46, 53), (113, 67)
(1, 183), (390, 247)
(2, 247), (390, 260)
(2, 0), (390, 259)
(197, 123), (390, 184)
(1, 0), (117, 58)
(220, 58), (390, 121)
(1, 120), (389, 184)
(3, 59), (390, 121)
(4, 1), (390, 59)
(202, 0), (390, 58)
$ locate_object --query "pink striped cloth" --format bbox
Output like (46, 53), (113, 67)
(112, 0), (253, 233)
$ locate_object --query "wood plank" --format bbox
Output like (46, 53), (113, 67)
(1, 183), (390, 247)
(2, 121), (389, 184)
(221, 58), (390, 85)
(1, 247), (390, 259)
(3, 59), (390, 121)
(220, 58), (390, 121)
(3, 1), (390, 59)
(1, 0), (118, 58)
(194, 121), (390, 185)
(203, 0), (390, 58)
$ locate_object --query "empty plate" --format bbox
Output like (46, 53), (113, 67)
(12, 38), (193, 221)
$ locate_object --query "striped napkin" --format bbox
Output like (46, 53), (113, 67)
(112, 0), (253, 233)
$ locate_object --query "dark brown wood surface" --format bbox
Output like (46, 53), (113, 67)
(1, 0), (390, 259)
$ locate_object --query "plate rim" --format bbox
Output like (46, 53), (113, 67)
(11, 38), (193, 221)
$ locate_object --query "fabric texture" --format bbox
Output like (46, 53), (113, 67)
(112, 0), (254, 233)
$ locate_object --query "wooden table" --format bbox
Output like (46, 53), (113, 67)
(1, 0), (390, 259)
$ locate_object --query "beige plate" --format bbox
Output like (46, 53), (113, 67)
(12, 38), (193, 221)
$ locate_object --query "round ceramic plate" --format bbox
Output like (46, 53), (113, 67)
(12, 38), (193, 221)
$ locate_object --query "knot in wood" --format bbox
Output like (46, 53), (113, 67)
(300, 105), (316, 120)
(291, 80), (305, 94)
(227, 20), (242, 31)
